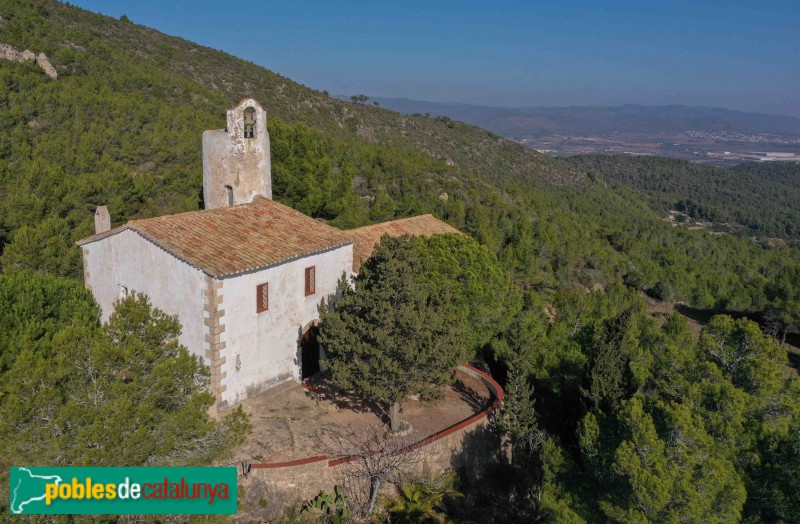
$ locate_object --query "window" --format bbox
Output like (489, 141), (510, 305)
(243, 107), (256, 138)
(305, 266), (316, 296)
(119, 285), (128, 301)
(256, 282), (269, 312)
(225, 185), (233, 207)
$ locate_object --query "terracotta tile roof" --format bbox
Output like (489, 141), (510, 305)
(346, 214), (461, 271)
(77, 198), (353, 277)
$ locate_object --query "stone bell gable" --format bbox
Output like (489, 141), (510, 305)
(202, 98), (272, 209)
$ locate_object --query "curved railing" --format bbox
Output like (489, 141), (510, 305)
(249, 364), (503, 471)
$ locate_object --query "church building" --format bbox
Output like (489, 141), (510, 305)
(77, 99), (458, 407)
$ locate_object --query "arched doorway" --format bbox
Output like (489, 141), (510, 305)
(300, 324), (320, 379)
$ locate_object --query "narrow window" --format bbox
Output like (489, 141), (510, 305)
(305, 266), (316, 296)
(256, 282), (269, 312)
(243, 107), (256, 138)
(225, 185), (233, 207)
(119, 285), (128, 301)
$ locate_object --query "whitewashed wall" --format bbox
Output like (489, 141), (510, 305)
(82, 230), (207, 360)
(218, 244), (353, 405)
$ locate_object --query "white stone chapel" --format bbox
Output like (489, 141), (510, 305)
(78, 99), (458, 407)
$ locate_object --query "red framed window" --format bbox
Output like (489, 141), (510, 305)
(305, 266), (316, 296)
(256, 282), (269, 312)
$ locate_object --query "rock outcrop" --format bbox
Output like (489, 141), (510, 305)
(35, 53), (57, 79)
(0, 42), (57, 79)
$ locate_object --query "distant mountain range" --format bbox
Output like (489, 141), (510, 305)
(367, 98), (800, 137)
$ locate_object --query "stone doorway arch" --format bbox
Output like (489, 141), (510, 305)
(300, 321), (321, 379)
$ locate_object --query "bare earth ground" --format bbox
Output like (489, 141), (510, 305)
(224, 370), (490, 464)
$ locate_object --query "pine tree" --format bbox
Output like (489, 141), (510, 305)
(0, 293), (249, 467)
(319, 235), (465, 431)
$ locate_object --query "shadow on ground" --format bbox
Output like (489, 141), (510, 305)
(305, 373), (389, 423)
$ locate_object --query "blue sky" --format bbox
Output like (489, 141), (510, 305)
(71, 1), (799, 116)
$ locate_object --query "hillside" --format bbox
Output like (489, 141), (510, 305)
(17, 1), (579, 189)
(3, 2), (800, 522)
(371, 97), (800, 137)
(0, 0), (797, 311)
(567, 155), (800, 241)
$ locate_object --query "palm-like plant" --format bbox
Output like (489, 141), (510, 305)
(384, 474), (462, 523)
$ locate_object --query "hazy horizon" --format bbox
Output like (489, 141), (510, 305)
(69, 0), (800, 118)
(354, 96), (800, 118)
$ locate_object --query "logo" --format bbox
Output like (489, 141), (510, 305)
(9, 467), (237, 515)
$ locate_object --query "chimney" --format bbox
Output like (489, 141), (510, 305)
(94, 206), (111, 234)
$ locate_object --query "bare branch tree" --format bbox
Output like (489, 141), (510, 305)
(314, 424), (432, 518)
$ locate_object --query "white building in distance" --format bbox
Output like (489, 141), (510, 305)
(78, 99), (458, 407)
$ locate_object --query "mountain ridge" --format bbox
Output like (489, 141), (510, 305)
(0, 0), (797, 313)
(0, 0), (584, 189)
(368, 96), (800, 137)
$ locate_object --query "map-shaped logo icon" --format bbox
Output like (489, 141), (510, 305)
(10, 467), (63, 514)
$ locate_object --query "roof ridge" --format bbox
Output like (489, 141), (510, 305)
(77, 198), (354, 277)
(77, 201), (457, 277)
(347, 213), (440, 232)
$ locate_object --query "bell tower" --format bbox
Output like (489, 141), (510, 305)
(202, 98), (272, 209)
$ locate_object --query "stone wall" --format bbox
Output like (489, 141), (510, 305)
(202, 98), (271, 209)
